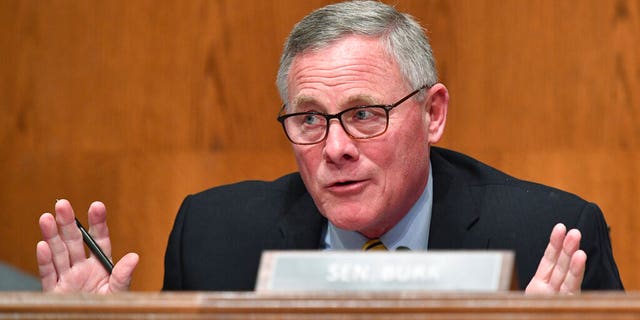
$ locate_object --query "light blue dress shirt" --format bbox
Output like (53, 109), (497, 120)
(323, 164), (433, 251)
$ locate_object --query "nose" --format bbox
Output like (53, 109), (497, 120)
(322, 120), (360, 164)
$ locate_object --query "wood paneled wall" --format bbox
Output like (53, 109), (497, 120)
(1, 0), (638, 291)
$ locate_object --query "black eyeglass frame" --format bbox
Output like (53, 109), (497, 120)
(276, 84), (430, 145)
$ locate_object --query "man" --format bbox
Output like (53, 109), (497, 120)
(37, 0), (623, 293)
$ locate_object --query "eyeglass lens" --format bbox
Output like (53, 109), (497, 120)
(283, 106), (388, 144)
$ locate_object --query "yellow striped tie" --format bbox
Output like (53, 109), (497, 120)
(362, 238), (388, 251)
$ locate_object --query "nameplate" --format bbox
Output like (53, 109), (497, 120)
(255, 250), (515, 292)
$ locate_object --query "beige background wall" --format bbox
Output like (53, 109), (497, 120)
(1, 0), (638, 291)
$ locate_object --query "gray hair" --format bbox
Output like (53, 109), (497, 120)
(276, 0), (438, 103)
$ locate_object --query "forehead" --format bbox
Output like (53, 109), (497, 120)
(286, 35), (408, 108)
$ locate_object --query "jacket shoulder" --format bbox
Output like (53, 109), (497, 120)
(191, 172), (306, 204)
(430, 146), (589, 205)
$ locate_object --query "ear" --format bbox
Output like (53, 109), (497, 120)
(425, 83), (448, 144)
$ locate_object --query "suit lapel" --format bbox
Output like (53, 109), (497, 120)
(277, 183), (327, 249)
(428, 148), (489, 249)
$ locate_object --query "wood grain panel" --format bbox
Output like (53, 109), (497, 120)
(0, 0), (638, 291)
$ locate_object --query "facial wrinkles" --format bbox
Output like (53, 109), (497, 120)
(290, 57), (394, 96)
(298, 68), (375, 84)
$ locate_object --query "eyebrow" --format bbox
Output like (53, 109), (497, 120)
(345, 93), (379, 106)
(289, 96), (316, 111)
(289, 93), (380, 113)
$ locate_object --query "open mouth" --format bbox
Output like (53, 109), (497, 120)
(327, 180), (366, 190)
(333, 181), (357, 186)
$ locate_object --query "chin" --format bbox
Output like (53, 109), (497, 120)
(325, 209), (377, 232)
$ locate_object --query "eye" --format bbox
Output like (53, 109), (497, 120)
(349, 107), (385, 121)
(354, 109), (374, 120)
(302, 114), (322, 125)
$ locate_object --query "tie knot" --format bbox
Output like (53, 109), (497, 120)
(362, 238), (387, 251)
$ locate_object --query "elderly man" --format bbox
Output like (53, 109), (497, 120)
(37, 0), (623, 293)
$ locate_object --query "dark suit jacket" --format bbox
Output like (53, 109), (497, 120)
(163, 147), (623, 291)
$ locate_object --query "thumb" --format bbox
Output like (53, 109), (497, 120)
(108, 253), (139, 292)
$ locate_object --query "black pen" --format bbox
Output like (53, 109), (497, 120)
(75, 218), (114, 274)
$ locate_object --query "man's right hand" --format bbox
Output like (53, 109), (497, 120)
(36, 199), (139, 293)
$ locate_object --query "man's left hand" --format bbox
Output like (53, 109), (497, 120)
(525, 223), (586, 295)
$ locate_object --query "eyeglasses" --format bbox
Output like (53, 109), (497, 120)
(277, 84), (429, 145)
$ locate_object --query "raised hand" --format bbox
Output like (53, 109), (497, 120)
(36, 199), (139, 293)
(525, 223), (586, 295)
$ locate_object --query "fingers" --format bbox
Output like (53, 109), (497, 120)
(549, 228), (581, 290)
(38, 200), (114, 283)
(39, 212), (71, 275)
(109, 253), (139, 293)
(54, 200), (87, 266)
(37, 199), (134, 294)
(561, 249), (587, 294)
(528, 223), (586, 295)
(532, 223), (566, 282)
(36, 240), (58, 291)
(87, 201), (113, 258)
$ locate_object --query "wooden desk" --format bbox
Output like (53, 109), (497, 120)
(0, 291), (637, 319)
